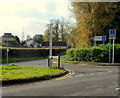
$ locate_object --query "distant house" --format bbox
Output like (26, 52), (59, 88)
(26, 39), (33, 47)
(25, 40), (66, 48)
(33, 34), (43, 43)
(0, 33), (17, 46)
(33, 43), (39, 48)
(26, 39), (40, 48)
(2, 33), (14, 41)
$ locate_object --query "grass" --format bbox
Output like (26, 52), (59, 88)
(62, 60), (80, 63)
(54, 59), (80, 63)
(0, 57), (48, 64)
(0, 64), (65, 81)
(53, 56), (90, 64)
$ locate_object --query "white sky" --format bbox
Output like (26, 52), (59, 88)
(0, 0), (74, 40)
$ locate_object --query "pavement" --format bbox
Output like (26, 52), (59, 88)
(1, 58), (120, 97)
(67, 62), (120, 66)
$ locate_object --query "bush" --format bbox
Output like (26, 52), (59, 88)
(66, 44), (120, 63)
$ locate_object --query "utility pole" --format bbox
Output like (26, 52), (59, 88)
(7, 38), (8, 64)
(49, 20), (53, 66)
(22, 28), (24, 41)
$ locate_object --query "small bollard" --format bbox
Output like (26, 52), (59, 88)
(58, 56), (60, 68)
(48, 58), (50, 67)
(48, 57), (52, 67)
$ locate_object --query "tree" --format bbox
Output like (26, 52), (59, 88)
(104, 2), (120, 44)
(43, 20), (60, 41)
(43, 19), (71, 42)
(70, 2), (119, 47)
(26, 35), (32, 41)
(43, 24), (50, 41)
(67, 31), (76, 48)
(14, 36), (20, 45)
(20, 41), (25, 46)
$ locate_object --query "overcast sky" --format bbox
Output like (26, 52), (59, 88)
(0, 0), (74, 40)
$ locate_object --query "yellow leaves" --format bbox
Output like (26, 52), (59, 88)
(70, 2), (118, 47)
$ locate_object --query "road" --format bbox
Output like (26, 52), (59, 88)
(1, 59), (48, 67)
(1, 55), (66, 67)
(1, 59), (119, 96)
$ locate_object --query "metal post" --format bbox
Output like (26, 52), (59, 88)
(95, 41), (97, 46)
(7, 48), (8, 64)
(103, 41), (105, 45)
(58, 56), (60, 68)
(7, 40), (8, 64)
(49, 20), (53, 66)
(48, 58), (50, 67)
(112, 39), (115, 63)
(109, 39), (111, 63)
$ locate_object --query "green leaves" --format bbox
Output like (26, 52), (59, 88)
(66, 44), (120, 63)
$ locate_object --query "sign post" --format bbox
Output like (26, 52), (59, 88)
(94, 41), (96, 46)
(112, 39), (115, 63)
(94, 36), (106, 46)
(109, 39), (111, 63)
(109, 29), (116, 64)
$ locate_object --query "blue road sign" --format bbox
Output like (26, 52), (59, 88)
(102, 36), (106, 41)
(94, 36), (106, 41)
(109, 29), (116, 36)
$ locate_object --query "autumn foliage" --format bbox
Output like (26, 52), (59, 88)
(70, 2), (120, 47)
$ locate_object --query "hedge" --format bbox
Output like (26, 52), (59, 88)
(66, 44), (120, 63)
(1, 48), (66, 59)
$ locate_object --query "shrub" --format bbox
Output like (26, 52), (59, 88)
(66, 44), (120, 63)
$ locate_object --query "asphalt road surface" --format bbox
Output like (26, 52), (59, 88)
(1, 58), (48, 67)
(1, 59), (119, 96)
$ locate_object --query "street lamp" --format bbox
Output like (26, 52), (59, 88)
(49, 20), (53, 67)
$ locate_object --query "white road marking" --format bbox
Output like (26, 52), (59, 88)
(75, 70), (115, 78)
(76, 75), (84, 77)
(115, 88), (120, 91)
(86, 73), (95, 75)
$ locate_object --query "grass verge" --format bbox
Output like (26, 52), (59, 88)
(0, 64), (65, 81)
(54, 59), (81, 63)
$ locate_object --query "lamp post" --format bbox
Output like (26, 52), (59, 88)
(49, 20), (53, 66)
(7, 39), (8, 64)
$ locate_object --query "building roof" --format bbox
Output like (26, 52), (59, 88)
(2, 33), (14, 38)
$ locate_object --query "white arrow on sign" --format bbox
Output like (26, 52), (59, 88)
(109, 29), (116, 37)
